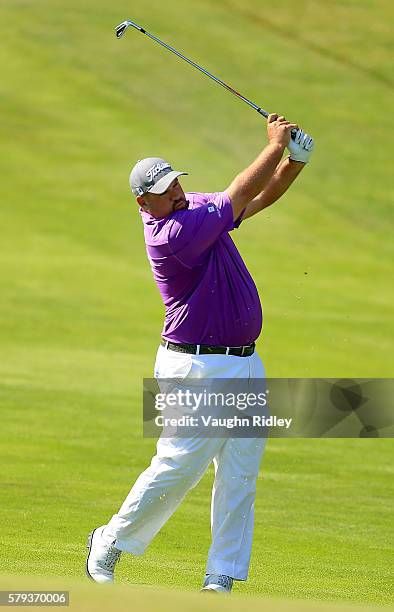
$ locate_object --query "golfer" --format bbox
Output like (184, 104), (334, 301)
(86, 114), (314, 592)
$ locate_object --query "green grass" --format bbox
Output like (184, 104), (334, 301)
(0, 0), (393, 608)
(0, 576), (390, 612)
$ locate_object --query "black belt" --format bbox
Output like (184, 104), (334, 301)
(161, 339), (255, 357)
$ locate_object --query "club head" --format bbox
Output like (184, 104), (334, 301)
(115, 20), (144, 38)
(115, 20), (131, 38)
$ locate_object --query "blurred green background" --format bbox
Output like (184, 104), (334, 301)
(0, 0), (393, 607)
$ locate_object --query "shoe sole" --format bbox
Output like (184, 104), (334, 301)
(85, 529), (97, 582)
(200, 586), (230, 594)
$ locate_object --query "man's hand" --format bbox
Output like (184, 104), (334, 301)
(267, 114), (298, 148)
(287, 128), (314, 163)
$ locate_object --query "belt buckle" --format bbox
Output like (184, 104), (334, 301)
(241, 346), (246, 356)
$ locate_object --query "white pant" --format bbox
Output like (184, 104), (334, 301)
(104, 345), (267, 580)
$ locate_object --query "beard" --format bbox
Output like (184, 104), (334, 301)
(172, 198), (189, 212)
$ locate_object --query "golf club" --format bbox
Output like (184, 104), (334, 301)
(115, 19), (270, 119)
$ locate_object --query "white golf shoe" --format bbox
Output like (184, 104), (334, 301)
(201, 574), (233, 593)
(86, 525), (121, 584)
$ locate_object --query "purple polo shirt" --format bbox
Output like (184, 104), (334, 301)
(140, 191), (262, 346)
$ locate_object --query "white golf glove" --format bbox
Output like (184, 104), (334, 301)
(288, 128), (314, 163)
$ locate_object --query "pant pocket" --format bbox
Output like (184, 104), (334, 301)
(154, 346), (193, 381)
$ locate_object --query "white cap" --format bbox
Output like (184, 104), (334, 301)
(129, 157), (188, 196)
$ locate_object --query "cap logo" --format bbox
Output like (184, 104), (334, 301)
(146, 162), (171, 183)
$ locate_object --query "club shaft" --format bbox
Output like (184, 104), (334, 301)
(120, 21), (270, 119)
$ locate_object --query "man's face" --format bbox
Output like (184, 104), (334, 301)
(137, 178), (188, 218)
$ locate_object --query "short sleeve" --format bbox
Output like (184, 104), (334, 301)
(233, 208), (246, 229)
(168, 191), (234, 268)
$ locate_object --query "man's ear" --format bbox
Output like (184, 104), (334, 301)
(137, 195), (148, 211)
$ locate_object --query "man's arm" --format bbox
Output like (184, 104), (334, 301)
(226, 114), (298, 221)
(241, 127), (314, 220)
(241, 157), (304, 220)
